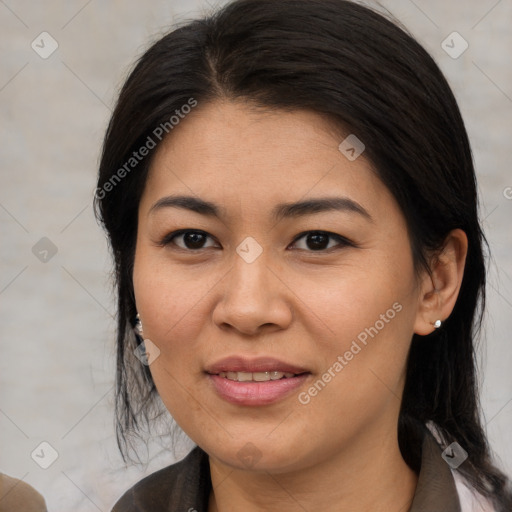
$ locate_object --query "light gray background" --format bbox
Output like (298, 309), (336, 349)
(1, 1), (511, 510)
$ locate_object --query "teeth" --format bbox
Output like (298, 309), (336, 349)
(254, 372), (270, 381)
(217, 371), (296, 381)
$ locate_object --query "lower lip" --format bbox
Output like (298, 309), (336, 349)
(207, 373), (310, 406)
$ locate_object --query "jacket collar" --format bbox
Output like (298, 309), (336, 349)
(408, 429), (461, 511)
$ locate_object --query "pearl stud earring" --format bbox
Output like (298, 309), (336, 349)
(433, 319), (442, 329)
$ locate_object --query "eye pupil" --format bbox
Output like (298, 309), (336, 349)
(307, 233), (329, 250)
(184, 232), (206, 249)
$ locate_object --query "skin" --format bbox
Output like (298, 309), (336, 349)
(133, 99), (467, 512)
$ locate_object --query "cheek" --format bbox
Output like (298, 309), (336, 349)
(292, 286), (413, 458)
(301, 254), (415, 351)
(295, 254), (417, 413)
(133, 253), (211, 360)
(132, 250), (217, 439)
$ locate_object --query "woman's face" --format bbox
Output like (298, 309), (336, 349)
(133, 100), (427, 472)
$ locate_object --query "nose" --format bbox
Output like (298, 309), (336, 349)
(212, 252), (293, 337)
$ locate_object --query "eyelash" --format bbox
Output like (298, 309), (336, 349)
(158, 229), (354, 253)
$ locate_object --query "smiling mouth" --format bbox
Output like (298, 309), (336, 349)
(216, 371), (303, 382)
(205, 356), (311, 404)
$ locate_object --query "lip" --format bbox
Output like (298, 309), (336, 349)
(205, 356), (309, 375)
(205, 356), (311, 406)
(208, 373), (310, 406)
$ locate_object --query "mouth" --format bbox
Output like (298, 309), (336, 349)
(205, 356), (311, 405)
(215, 370), (300, 382)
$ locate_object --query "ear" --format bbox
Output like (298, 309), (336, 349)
(413, 229), (468, 335)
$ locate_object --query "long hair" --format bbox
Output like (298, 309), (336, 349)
(94, 0), (511, 508)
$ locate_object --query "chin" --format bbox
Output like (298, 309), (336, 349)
(204, 435), (313, 474)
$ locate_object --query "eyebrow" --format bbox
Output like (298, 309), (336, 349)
(149, 195), (372, 222)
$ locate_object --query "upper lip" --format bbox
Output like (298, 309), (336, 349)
(205, 356), (309, 375)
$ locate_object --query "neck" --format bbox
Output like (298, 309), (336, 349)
(208, 426), (418, 512)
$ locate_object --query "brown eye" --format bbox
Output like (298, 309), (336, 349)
(161, 230), (217, 250)
(291, 231), (352, 252)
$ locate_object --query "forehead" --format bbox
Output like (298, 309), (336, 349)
(142, 100), (393, 220)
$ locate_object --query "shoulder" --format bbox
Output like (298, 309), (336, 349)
(111, 446), (211, 512)
(0, 473), (47, 512)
